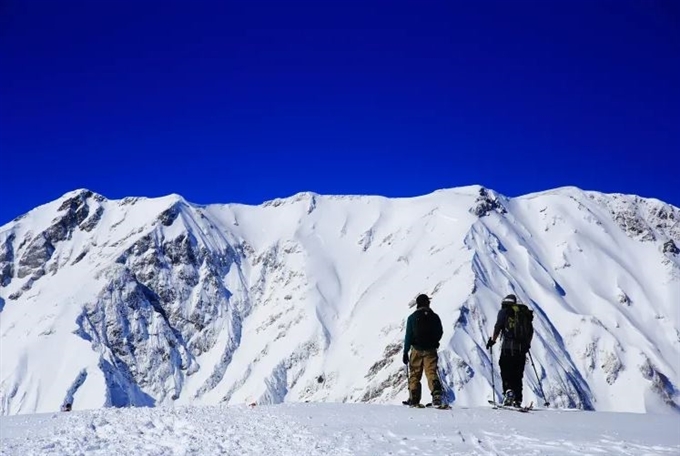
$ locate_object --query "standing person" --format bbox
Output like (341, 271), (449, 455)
(486, 294), (534, 406)
(402, 294), (444, 407)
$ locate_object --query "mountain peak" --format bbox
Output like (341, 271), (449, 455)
(58, 188), (106, 203)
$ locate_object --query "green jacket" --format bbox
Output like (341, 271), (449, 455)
(404, 307), (443, 355)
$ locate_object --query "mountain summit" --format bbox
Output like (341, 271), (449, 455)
(1, 186), (678, 415)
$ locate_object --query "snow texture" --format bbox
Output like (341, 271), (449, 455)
(1, 402), (678, 455)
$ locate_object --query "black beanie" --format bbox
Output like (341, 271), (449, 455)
(502, 294), (517, 304)
(416, 294), (430, 308)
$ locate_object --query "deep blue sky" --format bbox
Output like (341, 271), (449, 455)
(1, 1), (679, 224)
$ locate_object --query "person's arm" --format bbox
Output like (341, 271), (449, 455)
(491, 308), (507, 343)
(404, 314), (413, 357)
(435, 313), (443, 342)
(526, 316), (534, 352)
(486, 308), (506, 350)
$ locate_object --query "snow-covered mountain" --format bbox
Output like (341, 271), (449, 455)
(1, 185), (678, 416)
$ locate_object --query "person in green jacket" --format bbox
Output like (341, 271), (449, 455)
(402, 294), (444, 407)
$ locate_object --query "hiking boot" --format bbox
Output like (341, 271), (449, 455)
(503, 390), (515, 406)
(431, 397), (442, 407)
(512, 401), (522, 408)
(409, 387), (422, 405)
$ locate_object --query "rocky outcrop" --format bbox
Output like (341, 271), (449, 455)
(17, 234), (54, 278)
(16, 191), (105, 279)
(75, 212), (247, 404)
(76, 267), (195, 404)
(663, 240), (679, 255)
(639, 356), (679, 411)
(0, 234), (15, 287)
(158, 204), (182, 227)
(593, 194), (679, 243)
(470, 188), (507, 217)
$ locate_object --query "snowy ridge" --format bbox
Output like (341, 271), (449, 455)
(0, 186), (678, 416)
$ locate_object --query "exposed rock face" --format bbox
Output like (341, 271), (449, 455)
(470, 188), (507, 217)
(591, 193), (679, 243)
(7, 190), (107, 296)
(17, 235), (54, 279)
(663, 240), (679, 255)
(158, 204), (181, 227)
(78, 267), (194, 403)
(72, 218), (251, 406)
(639, 356), (680, 411)
(12, 191), (104, 279)
(0, 234), (16, 287)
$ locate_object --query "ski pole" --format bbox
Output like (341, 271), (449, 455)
(528, 350), (550, 406)
(490, 345), (496, 405)
(405, 362), (410, 403)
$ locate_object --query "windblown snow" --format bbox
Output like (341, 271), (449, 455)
(0, 185), (678, 418)
(1, 402), (678, 455)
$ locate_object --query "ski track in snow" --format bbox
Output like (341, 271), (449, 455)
(2, 403), (678, 456)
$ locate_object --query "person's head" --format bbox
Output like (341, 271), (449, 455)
(501, 294), (517, 305)
(416, 294), (430, 308)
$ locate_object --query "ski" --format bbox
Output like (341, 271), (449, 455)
(402, 401), (426, 408)
(488, 399), (533, 412)
(402, 401), (450, 409)
(425, 403), (452, 410)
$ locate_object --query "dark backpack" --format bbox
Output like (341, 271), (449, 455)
(412, 308), (441, 348)
(502, 303), (534, 344)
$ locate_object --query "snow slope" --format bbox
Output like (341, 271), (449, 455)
(0, 186), (678, 416)
(1, 402), (678, 455)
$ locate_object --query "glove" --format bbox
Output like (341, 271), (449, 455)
(403, 352), (409, 365)
(486, 337), (495, 350)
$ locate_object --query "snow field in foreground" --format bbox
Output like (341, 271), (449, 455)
(1, 402), (679, 456)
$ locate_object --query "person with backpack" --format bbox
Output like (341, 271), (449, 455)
(402, 294), (444, 407)
(486, 294), (534, 407)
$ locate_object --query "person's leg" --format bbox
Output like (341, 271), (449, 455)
(499, 351), (513, 403)
(510, 353), (527, 404)
(408, 349), (424, 404)
(423, 349), (443, 404)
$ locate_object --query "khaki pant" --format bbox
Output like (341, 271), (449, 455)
(408, 348), (443, 404)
